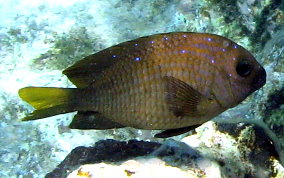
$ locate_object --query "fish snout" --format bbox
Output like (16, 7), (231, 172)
(252, 67), (266, 91)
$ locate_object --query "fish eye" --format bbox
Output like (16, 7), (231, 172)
(236, 60), (253, 77)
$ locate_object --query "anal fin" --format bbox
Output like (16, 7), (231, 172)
(69, 111), (124, 130)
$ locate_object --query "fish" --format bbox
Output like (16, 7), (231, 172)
(18, 32), (266, 138)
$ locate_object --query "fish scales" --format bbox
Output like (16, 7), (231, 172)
(18, 32), (266, 137)
(85, 33), (230, 129)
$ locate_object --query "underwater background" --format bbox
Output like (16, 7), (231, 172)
(0, 0), (283, 177)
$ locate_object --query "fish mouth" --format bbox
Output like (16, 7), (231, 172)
(251, 67), (266, 91)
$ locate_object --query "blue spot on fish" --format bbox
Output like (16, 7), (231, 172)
(134, 57), (141, 61)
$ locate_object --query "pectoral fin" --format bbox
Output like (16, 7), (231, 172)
(154, 124), (201, 138)
(69, 111), (124, 130)
(163, 76), (209, 117)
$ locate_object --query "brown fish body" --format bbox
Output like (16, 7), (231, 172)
(80, 33), (226, 129)
(19, 32), (266, 136)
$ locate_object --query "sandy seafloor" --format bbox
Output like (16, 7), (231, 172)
(0, 0), (284, 177)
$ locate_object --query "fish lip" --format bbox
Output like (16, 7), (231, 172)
(251, 67), (266, 91)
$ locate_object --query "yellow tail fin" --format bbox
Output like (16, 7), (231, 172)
(19, 87), (78, 121)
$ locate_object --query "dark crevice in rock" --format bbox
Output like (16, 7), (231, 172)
(264, 86), (284, 114)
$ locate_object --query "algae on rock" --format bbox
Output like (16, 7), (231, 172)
(32, 27), (100, 70)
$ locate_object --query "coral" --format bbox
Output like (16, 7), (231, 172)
(261, 28), (284, 73)
(47, 123), (284, 177)
(68, 159), (200, 178)
(251, 0), (284, 46)
(264, 87), (284, 128)
(46, 139), (161, 178)
(32, 27), (100, 70)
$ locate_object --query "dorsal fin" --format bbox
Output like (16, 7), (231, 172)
(63, 46), (121, 88)
(63, 38), (147, 88)
(63, 32), (188, 88)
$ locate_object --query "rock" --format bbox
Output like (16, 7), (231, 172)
(46, 139), (161, 178)
(47, 122), (284, 178)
